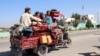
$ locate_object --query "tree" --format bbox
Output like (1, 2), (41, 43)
(71, 13), (80, 20)
(86, 19), (93, 29)
(71, 13), (80, 27)
(72, 19), (80, 27)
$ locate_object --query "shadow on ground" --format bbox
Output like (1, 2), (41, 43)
(0, 51), (38, 56)
(0, 47), (61, 56)
(0, 51), (11, 56)
(79, 52), (100, 56)
(94, 46), (100, 50)
(48, 47), (59, 53)
(79, 45), (100, 56)
(23, 53), (38, 56)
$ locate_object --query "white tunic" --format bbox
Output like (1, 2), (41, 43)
(20, 13), (42, 27)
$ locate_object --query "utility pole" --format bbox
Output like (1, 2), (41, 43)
(80, 5), (85, 22)
(82, 5), (84, 15)
(97, 12), (99, 22)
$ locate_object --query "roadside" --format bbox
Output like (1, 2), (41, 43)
(69, 28), (100, 34)
(0, 37), (10, 43)
(48, 31), (100, 56)
(0, 29), (100, 55)
(0, 28), (100, 43)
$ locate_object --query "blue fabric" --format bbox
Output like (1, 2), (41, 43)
(22, 27), (33, 37)
(23, 27), (33, 32)
(45, 16), (53, 24)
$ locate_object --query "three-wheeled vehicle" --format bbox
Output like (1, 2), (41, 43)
(10, 23), (71, 56)
(10, 9), (71, 56)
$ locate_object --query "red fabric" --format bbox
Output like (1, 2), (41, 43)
(52, 28), (62, 36)
(29, 24), (48, 31)
(50, 12), (63, 22)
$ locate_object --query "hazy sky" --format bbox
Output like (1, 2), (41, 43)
(0, 0), (100, 27)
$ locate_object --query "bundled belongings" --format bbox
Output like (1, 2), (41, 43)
(22, 27), (33, 37)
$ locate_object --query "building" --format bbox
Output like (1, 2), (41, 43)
(80, 14), (99, 28)
(80, 14), (96, 23)
(86, 14), (96, 23)
(65, 18), (75, 22)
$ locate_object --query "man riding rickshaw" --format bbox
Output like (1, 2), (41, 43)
(10, 7), (71, 56)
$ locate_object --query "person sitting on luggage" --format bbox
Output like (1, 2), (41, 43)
(45, 11), (58, 29)
(45, 10), (53, 24)
(33, 11), (40, 18)
(19, 7), (42, 37)
(20, 7), (42, 27)
(40, 12), (46, 22)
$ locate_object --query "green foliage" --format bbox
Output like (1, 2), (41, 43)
(97, 24), (100, 28)
(83, 28), (88, 30)
(73, 20), (80, 27)
(71, 13), (80, 20)
(0, 28), (10, 32)
(79, 28), (82, 30)
(86, 19), (93, 29)
(71, 13), (80, 27)
(68, 28), (72, 31)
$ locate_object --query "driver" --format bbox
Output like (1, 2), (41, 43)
(45, 10), (57, 30)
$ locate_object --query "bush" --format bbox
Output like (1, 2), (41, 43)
(86, 19), (93, 29)
(97, 24), (100, 28)
(83, 28), (87, 30)
(79, 28), (82, 30)
(71, 13), (80, 27)
(73, 20), (80, 27)
(69, 29), (72, 31)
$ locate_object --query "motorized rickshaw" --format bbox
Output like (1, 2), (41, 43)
(10, 9), (71, 56)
